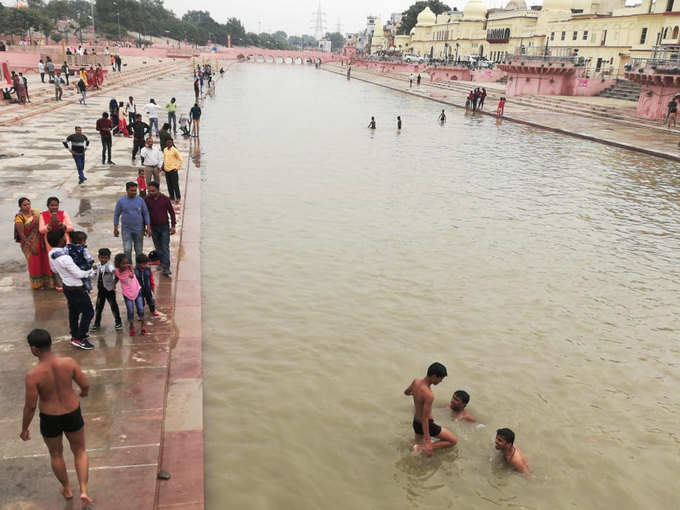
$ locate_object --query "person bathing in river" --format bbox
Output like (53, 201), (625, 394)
(446, 390), (476, 423)
(404, 362), (458, 456)
(397, 116), (402, 130)
(495, 428), (529, 474)
(368, 117), (376, 129)
(439, 109), (446, 123)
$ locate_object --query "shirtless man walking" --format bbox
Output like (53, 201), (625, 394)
(404, 362), (457, 456)
(20, 329), (92, 506)
(494, 428), (529, 474)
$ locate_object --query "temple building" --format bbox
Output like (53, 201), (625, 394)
(371, 0), (680, 77)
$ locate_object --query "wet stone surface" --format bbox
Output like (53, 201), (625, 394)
(0, 67), (198, 509)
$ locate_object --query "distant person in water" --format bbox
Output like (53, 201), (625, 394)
(439, 109), (446, 122)
(447, 390), (476, 423)
(368, 117), (376, 129)
(497, 96), (506, 118)
(404, 362), (458, 456)
(495, 428), (529, 474)
(397, 116), (402, 129)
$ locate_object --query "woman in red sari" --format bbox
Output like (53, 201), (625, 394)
(14, 198), (55, 289)
(96, 64), (104, 87)
(87, 66), (97, 89)
(39, 196), (74, 291)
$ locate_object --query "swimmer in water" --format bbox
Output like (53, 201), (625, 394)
(447, 390), (476, 423)
(439, 109), (446, 122)
(397, 116), (402, 130)
(494, 428), (529, 474)
(404, 362), (457, 457)
(368, 117), (376, 129)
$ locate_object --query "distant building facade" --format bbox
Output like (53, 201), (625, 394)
(372, 0), (680, 76)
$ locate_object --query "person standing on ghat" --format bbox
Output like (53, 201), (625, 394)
(62, 126), (90, 184)
(61, 61), (70, 86)
(113, 181), (151, 262)
(145, 181), (176, 276)
(130, 113), (150, 163)
(47, 229), (95, 350)
(163, 140), (184, 204)
(95, 112), (115, 165)
(144, 98), (161, 137)
(20, 329), (92, 506)
(166, 97), (178, 135)
(140, 136), (163, 186)
(38, 59), (45, 83)
(189, 103), (202, 137)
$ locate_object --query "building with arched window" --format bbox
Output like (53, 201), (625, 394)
(371, 0), (680, 76)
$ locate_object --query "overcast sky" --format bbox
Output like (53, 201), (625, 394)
(159, 0), (521, 36)
(0, 0), (546, 36)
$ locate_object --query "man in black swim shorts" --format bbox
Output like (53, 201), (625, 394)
(404, 362), (458, 456)
(20, 329), (93, 506)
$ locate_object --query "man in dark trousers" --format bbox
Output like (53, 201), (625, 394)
(47, 229), (95, 349)
(62, 126), (90, 184)
(61, 61), (70, 85)
(145, 181), (176, 276)
(95, 112), (115, 165)
(130, 113), (150, 163)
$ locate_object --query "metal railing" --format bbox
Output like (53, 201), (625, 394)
(503, 54), (580, 65)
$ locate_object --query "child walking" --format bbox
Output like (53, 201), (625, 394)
(134, 253), (158, 316)
(137, 168), (147, 197)
(114, 253), (145, 336)
(65, 231), (94, 291)
(91, 248), (123, 331)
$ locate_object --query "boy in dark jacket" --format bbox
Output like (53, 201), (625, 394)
(134, 253), (157, 316)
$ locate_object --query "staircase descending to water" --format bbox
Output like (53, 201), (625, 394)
(596, 79), (641, 102)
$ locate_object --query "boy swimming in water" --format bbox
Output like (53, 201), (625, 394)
(447, 390), (477, 423)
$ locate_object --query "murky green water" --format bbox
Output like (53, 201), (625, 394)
(202, 65), (680, 509)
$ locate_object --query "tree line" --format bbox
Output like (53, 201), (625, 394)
(0, 0), (345, 51)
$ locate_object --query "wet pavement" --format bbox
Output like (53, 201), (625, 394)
(0, 65), (205, 509)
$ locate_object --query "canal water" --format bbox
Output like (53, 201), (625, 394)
(201, 65), (679, 509)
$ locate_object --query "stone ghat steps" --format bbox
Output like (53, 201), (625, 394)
(0, 62), (187, 126)
(334, 65), (680, 135)
(596, 79), (641, 102)
(0, 62), (172, 115)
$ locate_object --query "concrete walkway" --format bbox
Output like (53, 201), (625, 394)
(330, 64), (680, 162)
(0, 64), (206, 509)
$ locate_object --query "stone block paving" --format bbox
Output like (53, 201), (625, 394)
(0, 66), (204, 509)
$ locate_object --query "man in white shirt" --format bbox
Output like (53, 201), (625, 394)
(140, 137), (163, 186)
(47, 229), (95, 350)
(144, 98), (160, 137)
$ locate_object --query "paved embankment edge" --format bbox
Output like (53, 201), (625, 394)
(154, 139), (204, 509)
(324, 66), (680, 163)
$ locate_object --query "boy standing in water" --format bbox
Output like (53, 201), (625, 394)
(20, 329), (92, 506)
(404, 362), (458, 456)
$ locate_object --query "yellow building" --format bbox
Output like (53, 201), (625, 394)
(373, 0), (679, 76)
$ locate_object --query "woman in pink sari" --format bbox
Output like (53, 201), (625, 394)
(14, 198), (55, 289)
(39, 197), (74, 290)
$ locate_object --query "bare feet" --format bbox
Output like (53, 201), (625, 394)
(81, 492), (93, 506)
(60, 485), (73, 499)
(412, 444), (423, 452)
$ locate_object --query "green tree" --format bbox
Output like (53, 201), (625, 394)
(225, 17), (246, 46)
(397, 1), (451, 35)
(324, 31), (345, 52)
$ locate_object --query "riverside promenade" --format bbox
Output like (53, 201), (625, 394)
(0, 64), (205, 509)
(328, 63), (680, 162)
